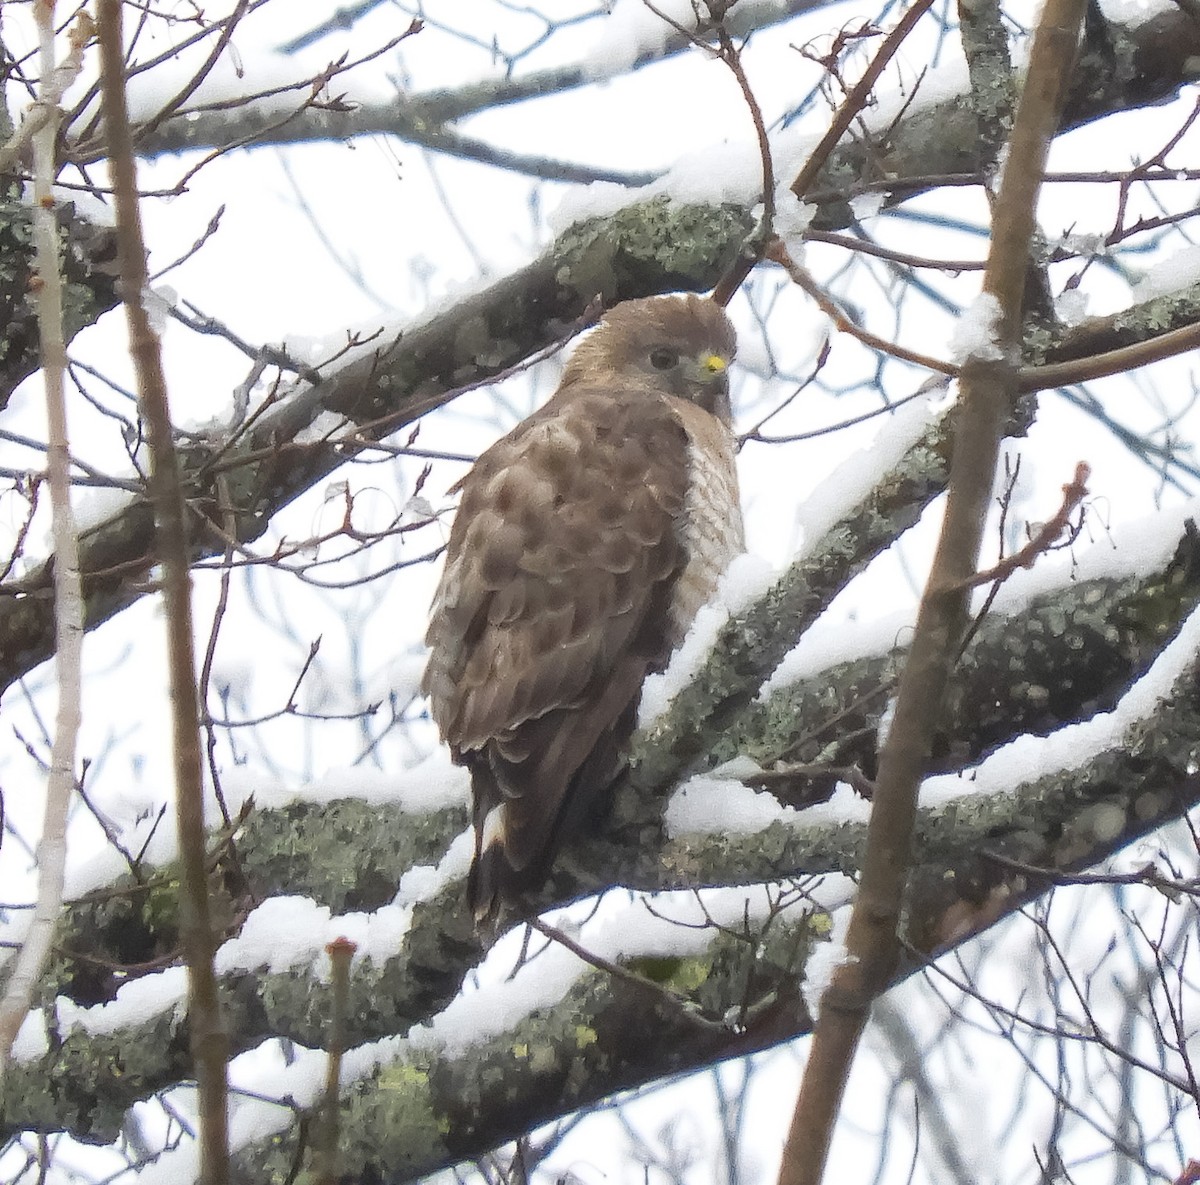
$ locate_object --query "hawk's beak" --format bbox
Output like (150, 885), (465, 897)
(698, 354), (730, 395)
(691, 352), (732, 420)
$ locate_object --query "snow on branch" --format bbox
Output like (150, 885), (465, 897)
(6, 509), (1200, 1157)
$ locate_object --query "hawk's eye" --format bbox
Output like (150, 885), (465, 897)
(649, 347), (678, 370)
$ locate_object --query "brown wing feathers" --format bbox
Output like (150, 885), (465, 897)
(422, 295), (740, 922)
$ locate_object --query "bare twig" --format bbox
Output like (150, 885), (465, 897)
(754, 247), (1200, 392)
(313, 937), (356, 1185)
(149, 204), (226, 280)
(957, 460), (1090, 589)
(526, 916), (730, 1034)
(714, 0), (937, 302)
(0, 10), (93, 176)
(982, 850), (1200, 898)
(96, 4), (230, 1183)
(803, 228), (987, 271)
(132, 0), (252, 146)
(197, 473), (238, 829)
(766, 238), (960, 377)
(788, 0), (938, 202)
(709, 7), (776, 306)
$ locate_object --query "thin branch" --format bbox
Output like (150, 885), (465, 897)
(1018, 320), (1200, 392)
(132, 0), (252, 146)
(709, 5), (776, 306)
(0, 11), (92, 176)
(776, 0), (1088, 1177)
(313, 937), (356, 1185)
(958, 460), (1090, 589)
(0, 5), (91, 1076)
(789, 0), (938, 201)
(803, 228), (987, 271)
(717, 0), (938, 301)
(766, 239), (960, 376)
(96, 4), (230, 1184)
(525, 916), (734, 1034)
(982, 851), (1200, 898)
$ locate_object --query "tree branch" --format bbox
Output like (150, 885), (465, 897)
(0, 3), (89, 1077)
(97, 4), (230, 1181)
(778, 0), (1087, 1173)
(0, 195), (750, 694)
(5, 517), (1198, 1149)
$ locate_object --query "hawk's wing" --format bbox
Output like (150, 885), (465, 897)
(422, 386), (691, 913)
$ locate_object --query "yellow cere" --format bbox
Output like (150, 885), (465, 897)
(703, 354), (727, 374)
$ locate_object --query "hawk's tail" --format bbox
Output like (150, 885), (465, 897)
(465, 755), (547, 926)
(464, 701), (636, 926)
(466, 773), (513, 925)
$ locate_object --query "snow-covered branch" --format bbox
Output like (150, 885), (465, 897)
(5, 510), (1200, 1157)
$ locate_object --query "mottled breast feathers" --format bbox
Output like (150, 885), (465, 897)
(422, 294), (744, 923)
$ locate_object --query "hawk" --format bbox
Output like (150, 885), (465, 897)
(423, 294), (743, 922)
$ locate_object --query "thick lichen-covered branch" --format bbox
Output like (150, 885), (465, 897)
(0, 194), (118, 410)
(718, 520), (1200, 779)
(4, 521), (1199, 1148)
(0, 197), (751, 696)
(190, 654), (1200, 1179)
(233, 908), (819, 1184)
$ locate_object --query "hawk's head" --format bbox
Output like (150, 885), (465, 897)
(561, 294), (737, 423)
